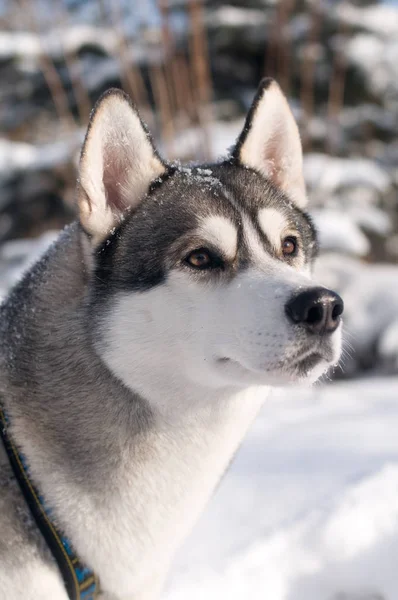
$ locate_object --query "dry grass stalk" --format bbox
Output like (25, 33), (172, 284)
(157, 0), (180, 151)
(327, 7), (347, 155)
(188, 0), (213, 160)
(265, 3), (278, 78)
(148, 63), (176, 156)
(110, 0), (154, 129)
(55, 0), (91, 126)
(300, 1), (322, 152)
(276, 0), (296, 96)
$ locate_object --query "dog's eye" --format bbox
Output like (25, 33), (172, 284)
(186, 249), (213, 269)
(282, 236), (297, 257)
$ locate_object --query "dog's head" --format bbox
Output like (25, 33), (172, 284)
(78, 79), (343, 397)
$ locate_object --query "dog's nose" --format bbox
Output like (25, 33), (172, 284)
(285, 287), (344, 334)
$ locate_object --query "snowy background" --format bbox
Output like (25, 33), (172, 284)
(0, 0), (398, 599)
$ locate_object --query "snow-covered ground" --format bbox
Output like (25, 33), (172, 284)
(166, 377), (398, 600)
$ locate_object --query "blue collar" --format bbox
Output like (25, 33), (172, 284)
(0, 408), (100, 600)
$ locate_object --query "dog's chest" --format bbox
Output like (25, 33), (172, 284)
(69, 388), (266, 597)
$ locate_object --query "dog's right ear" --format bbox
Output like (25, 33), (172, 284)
(77, 89), (166, 245)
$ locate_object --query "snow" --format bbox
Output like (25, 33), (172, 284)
(312, 210), (370, 257)
(339, 4), (398, 39)
(303, 154), (391, 197)
(378, 320), (398, 372)
(206, 6), (268, 29)
(209, 119), (243, 159)
(315, 255), (398, 375)
(0, 133), (83, 181)
(345, 35), (398, 99)
(166, 377), (398, 600)
(0, 26), (120, 61)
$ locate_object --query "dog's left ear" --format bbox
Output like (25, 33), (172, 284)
(78, 88), (166, 245)
(232, 78), (307, 208)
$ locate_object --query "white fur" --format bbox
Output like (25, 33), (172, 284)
(89, 255), (341, 596)
(242, 215), (272, 264)
(101, 263), (340, 414)
(238, 80), (307, 208)
(258, 207), (288, 250)
(0, 561), (67, 600)
(199, 215), (238, 259)
(60, 387), (267, 598)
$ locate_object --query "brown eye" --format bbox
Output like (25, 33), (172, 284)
(186, 249), (212, 269)
(282, 236), (297, 257)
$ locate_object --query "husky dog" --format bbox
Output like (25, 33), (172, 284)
(0, 79), (343, 600)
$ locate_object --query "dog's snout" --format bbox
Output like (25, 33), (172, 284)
(285, 287), (344, 334)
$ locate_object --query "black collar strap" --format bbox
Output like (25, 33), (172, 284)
(0, 408), (100, 600)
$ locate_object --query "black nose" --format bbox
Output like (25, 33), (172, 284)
(285, 287), (344, 334)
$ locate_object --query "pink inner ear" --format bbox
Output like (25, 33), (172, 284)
(102, 145), (131, 213)
(261, 134), (285, 188)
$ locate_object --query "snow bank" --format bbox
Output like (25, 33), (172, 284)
(311, 210), (370, 257)
(304, 153), (393, 257)
(339, 4), (398, 39)
(0, 133), (83, 181)
(303, 154), (391, 197)
(0, 26), (120, 62)
(166, 377), (398, 600)
(345, 35), (398, 99)
(315, 254), (398, 375)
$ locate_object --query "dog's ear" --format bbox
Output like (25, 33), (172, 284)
(77, 88), (166, 244)
(232, 78), (307, 208)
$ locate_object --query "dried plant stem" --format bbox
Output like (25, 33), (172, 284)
(265, 4), (278, 77)
(55, 0), (91, 125)
(158, 0), (180, 146)
(327, 8), (347, 155)
(188, 0), (213, 159)
(110, 0), (154, 128)
(148, 64), (175, 156)
(277, 0), (296, 95)
(300, 2), (322, 152)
